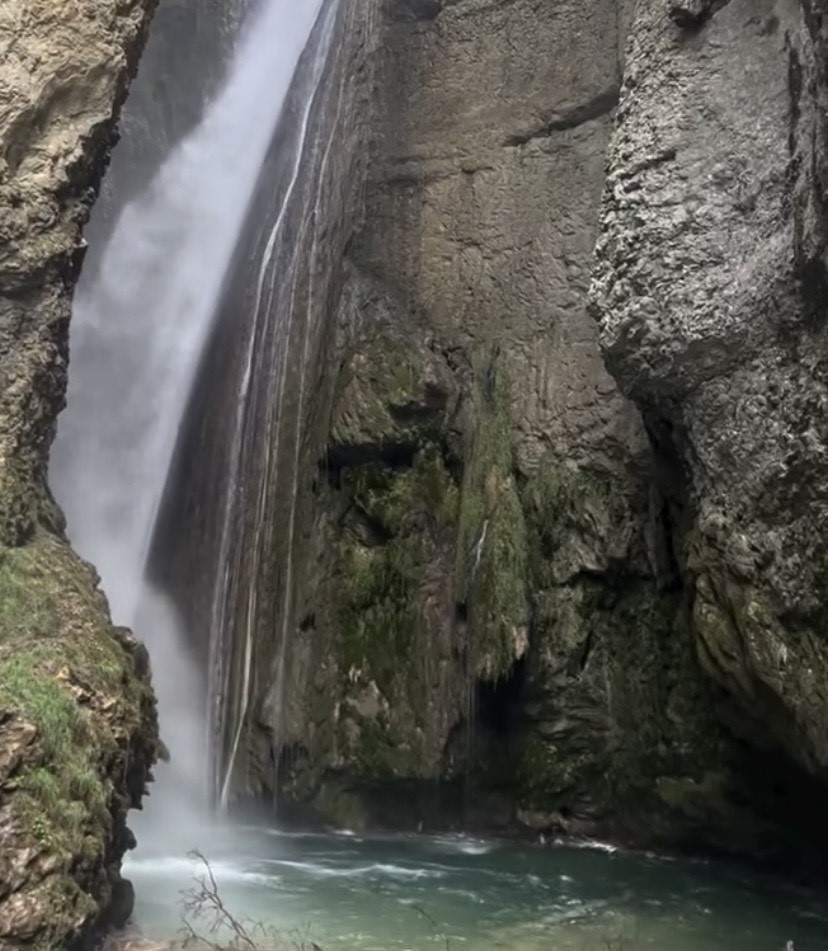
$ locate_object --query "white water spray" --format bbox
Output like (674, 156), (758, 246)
(51, 0), (326, 846)
(212, 0), (339, 808)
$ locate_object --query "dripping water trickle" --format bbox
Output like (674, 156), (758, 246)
(210, 0), (340, 809)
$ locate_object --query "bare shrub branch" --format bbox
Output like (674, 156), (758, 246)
(411, 903), (450, 951)
(178, 850), (321, 951)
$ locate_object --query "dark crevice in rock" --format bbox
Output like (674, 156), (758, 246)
(502, 85), (620, 147)
(388, 385), (449, 423)
(385, 0), (443, 23)
(322, 439), (421, 475)
(477, 657), (526, 736)
(616, 146), (678, 182)
(668, 0), (734, 31)
(800, 255), (828, 330)
(385, 0), (527, 26)
(641, 413), (694, 541)
(787, 37), (803, 156)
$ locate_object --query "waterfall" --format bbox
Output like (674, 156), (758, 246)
(50, 0), (329, 844)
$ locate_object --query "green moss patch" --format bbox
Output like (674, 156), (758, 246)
(0, 540), (60, 640)
(336, 446), (458, 690)
(0, 532), (153, 871)
(329, 335), (448, 458)
(327, 446), (460, 779)
(1, 654), (111, 862)
(455, 358), (529, 680)
(521, 457), (622, 589)
(349, 445), (458, 536)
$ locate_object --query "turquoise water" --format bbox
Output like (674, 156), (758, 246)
(126, 827), (828, 950)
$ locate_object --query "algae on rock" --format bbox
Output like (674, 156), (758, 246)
(0, 535), (159, 949)
(455, 356), (530, 681)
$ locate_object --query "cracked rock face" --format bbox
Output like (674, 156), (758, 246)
(267, 0), (655, 813)
(250, 0), (803, 856)
(0, 0), (158, 544)
(0, 0), (160, 946)
(249, 0), (828, 860)
(591, 0), (828, 777)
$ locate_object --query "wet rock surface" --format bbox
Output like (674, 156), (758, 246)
(224, 0), (822, 861)
(247, 0), (828, 866)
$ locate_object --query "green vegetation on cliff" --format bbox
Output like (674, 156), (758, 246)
(1, 655), (109, 860)
(332, 445), (459, 778)
(455, 358), (529, 680)
(337, 445), (458, 679)
(0, 532), (158, 945)
(521, 459), (617, 587)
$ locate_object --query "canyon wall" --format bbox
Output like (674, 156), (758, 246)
(4, 5), (828, 948)
(150, 0), (382, 806)
(592, 0), (828, 807)
(0, 0), (160, 947)
(224, 0), (828, 863)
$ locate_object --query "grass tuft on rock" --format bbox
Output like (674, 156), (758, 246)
(0, 533), (149, 872)
(0, 652), (112, 861)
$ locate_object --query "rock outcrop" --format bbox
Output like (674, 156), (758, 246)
(182, 0), (825, 861)
(217, 0), (828, 864)
(269, 0), (677, 832)
(591, 0), (828, 790)
(0, 0), (160, 946)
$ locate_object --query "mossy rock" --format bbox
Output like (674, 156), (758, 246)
(0, 532), (158, 949)
(329, 331), (451, 463)
(327, 446), (460, 780)
(335, 445), (458, 687)
(0, 460), (38, 547)
(455, 357), (529, 680)
(521, 456), (632, 589)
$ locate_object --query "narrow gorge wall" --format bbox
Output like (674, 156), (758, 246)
(592, 0), (828, 815)
(222, 0), (828, 862)
(0, 1), (160, 946)
(181, 0), (828, 870)
(271, 0), (671, 830)
(150, 0), (381, 807)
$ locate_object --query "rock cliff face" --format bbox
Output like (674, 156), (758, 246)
(187, 0), (826, 863)
(0, 0), (159, 946)
(148, 0), (381, 806)
(271, 0), (681, 832)
(592, 0), (828, 800)
(227, 0), (828, 863)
